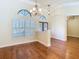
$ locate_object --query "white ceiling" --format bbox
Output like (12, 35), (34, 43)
(24, 0), (63, 6)
(28, 0), (79, 3)
(20, 0), (79, 7)
(25, 0), (79, 5)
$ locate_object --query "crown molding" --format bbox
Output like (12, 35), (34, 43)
(64, 2), (79, 7)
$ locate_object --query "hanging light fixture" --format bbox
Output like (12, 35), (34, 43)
(30, 0), (42, 16)
(30, 0), (51, 16)
(47, 4), (51, 15)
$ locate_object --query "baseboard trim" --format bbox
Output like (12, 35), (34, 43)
(37, 41), (49, 48)
(0, 41), (48, 50)
(0, 40), (37, 48)
(0, 41), (48, 49)
(37, 40), (50, 47)
(51, 37), (66, 44)
(36, 41), (48, 48)
(67, 36), (79, 39)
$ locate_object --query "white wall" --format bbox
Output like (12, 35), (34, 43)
(36, 30), (51, 47)
(51, 1), (79, 41)
(67, 16), (79, 37)
(0, 0), (51, 47)
(0, 0), (36, 48)
(0, 0), (67, 48)
(51, 4), (67, 41)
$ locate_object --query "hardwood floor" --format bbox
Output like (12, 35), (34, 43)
(0, 37), (78, 59)
(0, 42), (62, 59)
(51, 38), (66, 59)
(66, 36), (79, 59)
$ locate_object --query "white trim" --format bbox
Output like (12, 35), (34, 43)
(64, 2), (79, 7)
(37, 40), (51, 47)
(0, 40), (36, 48)
(66, 14), (79, 16)
(67, 35), (79, 38)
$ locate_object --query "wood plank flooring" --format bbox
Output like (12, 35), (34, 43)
(51, 36), (79, 59)
(0, 42), (62, 59)
(51, 38), (66, 59)
(0, 37), (78, 59)
(66, 36), (79, 59)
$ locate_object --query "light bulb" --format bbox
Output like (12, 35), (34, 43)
(33, 7), (36, 11)
(39, 8), (42, 12)
(30, 10), (32, 12)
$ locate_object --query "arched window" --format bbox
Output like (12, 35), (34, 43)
(12, 9), (36, 37)
(39, 15), (46, 21)
(17, 9), (31, 16)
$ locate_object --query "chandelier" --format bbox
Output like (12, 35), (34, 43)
(30, 0), (51, 16)
(30, 0), (42, 16)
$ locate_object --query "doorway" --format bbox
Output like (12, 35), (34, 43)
(67, 16), (79, 59)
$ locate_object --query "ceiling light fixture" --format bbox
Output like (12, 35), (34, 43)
(47, 4), (51, 15)
(30, 0), (51, 16)
(30, 0), (42, 16)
